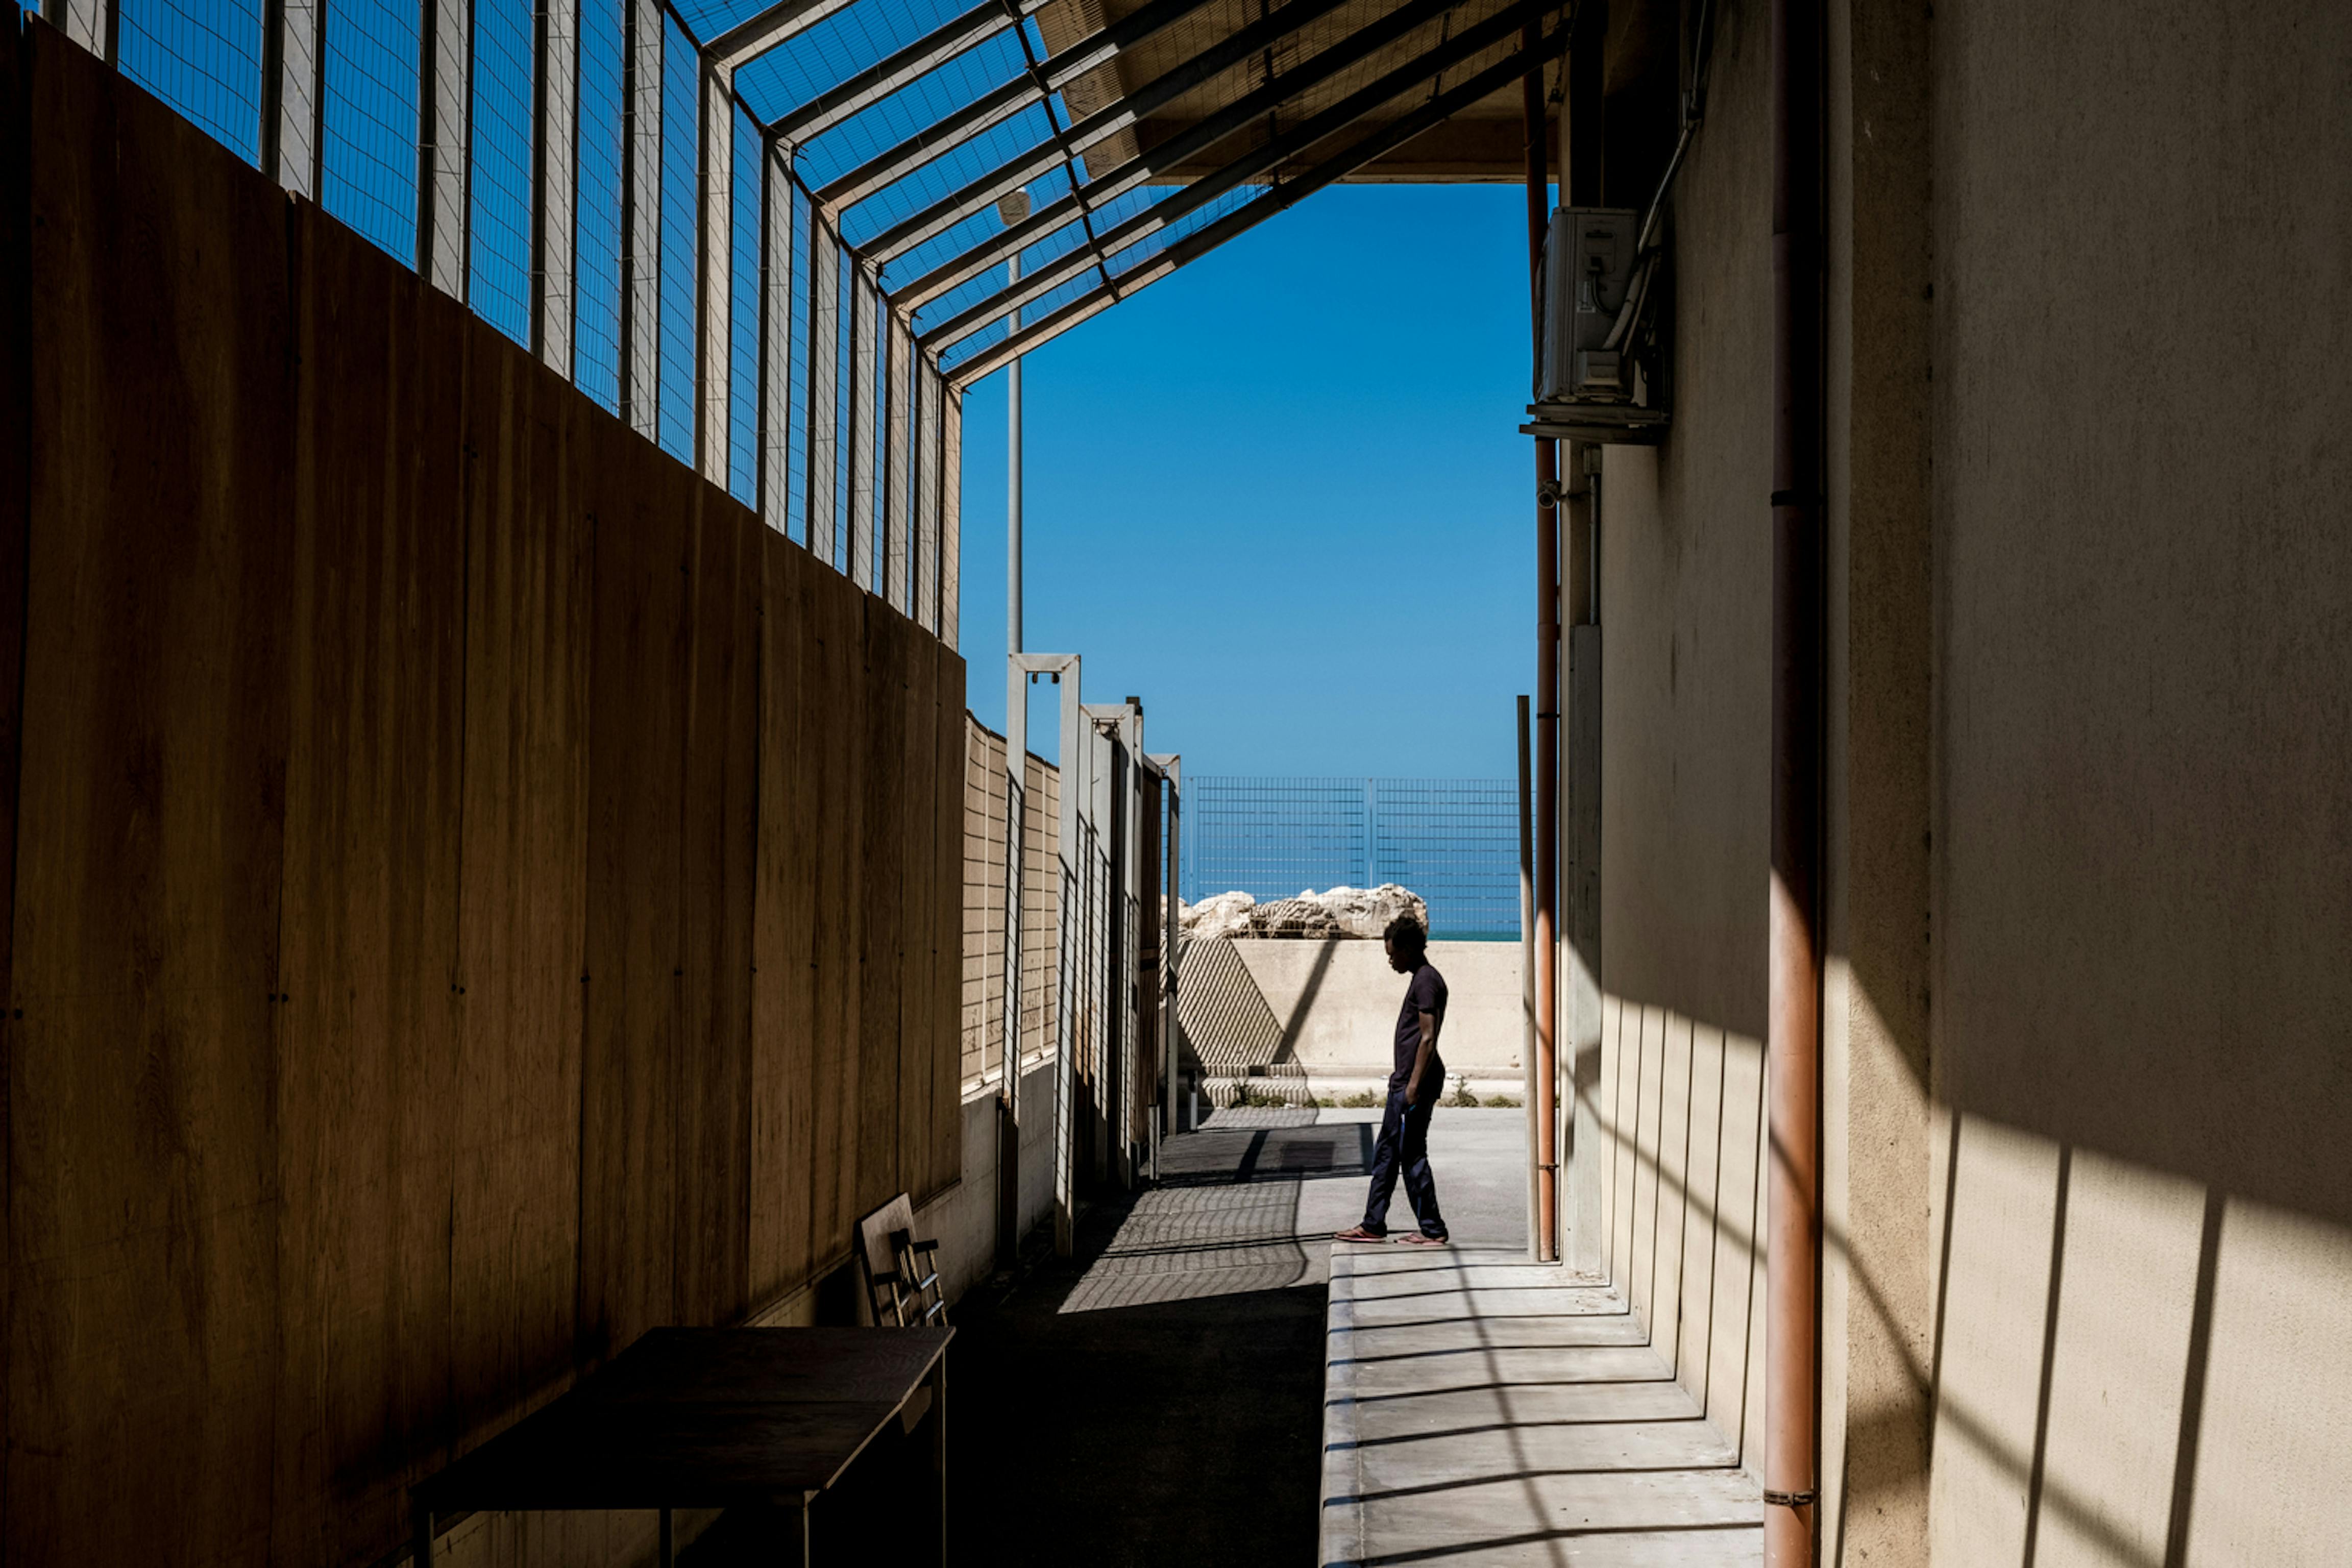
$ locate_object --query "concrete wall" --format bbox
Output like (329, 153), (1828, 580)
(1579, 0), (2352, 1562)
(2, 30), (967, 1568)
(1576, 0), (1776, 1476)
(1919, 3), (2352, 1563)
(1187, 939), (1527, 1088)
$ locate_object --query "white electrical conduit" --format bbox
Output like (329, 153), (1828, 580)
(1598, 0), (1717, 354)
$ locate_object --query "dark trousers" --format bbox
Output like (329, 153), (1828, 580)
(1361, 1088), (1447, 1238)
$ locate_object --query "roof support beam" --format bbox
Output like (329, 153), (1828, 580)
(770, 0), (1023, 147)
(819, 78), (1040, 215)
(888, 0), (1425, 302)
(708, 0), (862, 69)
(949, 12), (1565, 387)
(859, 0), (1337, 260)
(908, 0), (1533, 340)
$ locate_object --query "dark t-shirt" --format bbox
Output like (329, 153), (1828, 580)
(1390, 962), (1448, 1091)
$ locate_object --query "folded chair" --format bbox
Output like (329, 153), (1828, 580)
(854, 1193), (947, 1329)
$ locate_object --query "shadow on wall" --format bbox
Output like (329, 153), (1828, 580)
(1173, 936), (1341, 1105)
(1590, 981), (2352, 1568)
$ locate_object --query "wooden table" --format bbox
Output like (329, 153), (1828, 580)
(411, 1327), (952, 1566)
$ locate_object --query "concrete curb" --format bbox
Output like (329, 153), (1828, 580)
(1319, 1242), (1364, 1568)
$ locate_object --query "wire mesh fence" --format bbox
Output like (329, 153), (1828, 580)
(26, 0), (1529, 643)
(1183, 777), (1523, 940)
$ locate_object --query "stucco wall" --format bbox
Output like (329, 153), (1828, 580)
(1584, 0), (2352, 1562)
(1579, 0), (1776, 1477)
(1923, 2), (2352, 1562)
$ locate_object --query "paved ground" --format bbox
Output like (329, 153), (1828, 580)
(1324, 1248), (1762, 1567)
(697, 1106), (1753, 1566)
(937, 1106), (1531, 1567)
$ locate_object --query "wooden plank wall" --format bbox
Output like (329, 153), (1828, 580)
(1, 30), (965, 1568)
(957, 719), (1065, 1092)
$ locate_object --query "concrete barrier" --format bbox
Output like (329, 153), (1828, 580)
(1185, 938), (1526, 1097)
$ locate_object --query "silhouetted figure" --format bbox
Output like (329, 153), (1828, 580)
(1334, 913), (1449, 1245)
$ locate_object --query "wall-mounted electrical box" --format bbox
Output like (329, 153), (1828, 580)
(1540, 206), (1638, 402)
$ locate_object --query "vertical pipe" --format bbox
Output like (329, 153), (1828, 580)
(1522, 18), (1561, 1265)
(1008, 249), (1024, 652)
(1766, 0), (1824, 1555)
(1517, 695), (1538, 1261)
(998, 662), (1026, 1270)
(1163, 761), (1181, 1139)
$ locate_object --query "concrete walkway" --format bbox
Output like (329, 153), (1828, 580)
(1322, 1247), (1761, 1567)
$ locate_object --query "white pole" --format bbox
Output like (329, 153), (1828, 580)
(996, 189), (1032, 1268)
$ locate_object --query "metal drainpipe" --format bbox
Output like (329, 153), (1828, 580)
(1521, 19), (1561, 1264)
(1766, 0), (1824, 1555)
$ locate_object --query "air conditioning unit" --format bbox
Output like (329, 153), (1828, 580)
(1525, 205), (1671, 444)
(1540, 206), (1639, 403)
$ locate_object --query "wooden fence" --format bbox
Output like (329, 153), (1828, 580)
(0, 32), (964, 1566)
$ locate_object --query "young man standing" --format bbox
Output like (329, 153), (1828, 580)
(1336, 914), (1450, 1245)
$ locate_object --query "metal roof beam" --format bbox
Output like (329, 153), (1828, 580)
(707, 0), (861, 69)
(818, 77), (1040, 213)
(769, 0), (1025, 145)
(856, 0), (1289, 256)
(949, 11), (1563, 387)
(896, 0), (1456, 311)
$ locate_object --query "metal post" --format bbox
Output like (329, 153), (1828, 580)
(44, 0), (112, 62)
(535, 0), (578, 375)
(1052, 658), (1086, 1256)
(1766, 0), (1825, 1554)
(1156, 755), (1183, 1157)
(887, 315), (914, 611)
(1561, 0), (1608, 1282)
(998, 661), (1028, 1270)
(849, 272), (878, 590)
(760, 144), (795, 534)
(1003, 653), (1083, 1265)
(260, 0), (323, 196)
(699, 59), (734, 486)
(1000, 188), (1031, 651)
(941, 387), (964, 647)
(806, 234), (841, 564)
(418, 0), (471, 296)
(1517, 695), (1539, 1261)
(1522, 14), (1561, 1266)
(620, 0), (662, 439)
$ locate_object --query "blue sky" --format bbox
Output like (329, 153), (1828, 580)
(954, 183), (1538, 780)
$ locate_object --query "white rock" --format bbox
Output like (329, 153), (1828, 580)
(1179, 883), (1428, 940)
(1178, 890), (1259, 941)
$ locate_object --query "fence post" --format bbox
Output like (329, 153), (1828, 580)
(536, 0), (579, 376)
(418, 0), (470, 296)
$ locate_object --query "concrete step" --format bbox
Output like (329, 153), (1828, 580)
(1324, 1245), (1761, 1568)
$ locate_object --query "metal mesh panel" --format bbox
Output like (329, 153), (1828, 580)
(321, 0), (420, 265)
(117, 0), (262, 164)
(1184, 777), (1522, 940)
(843, 98), (1062, 248)
(574, 0), (625, 409)
(787, 30), (1029, 192)
(732, 0), (978, 126)
(470, 0), (535, 345)
(783, 183), (814, 542)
